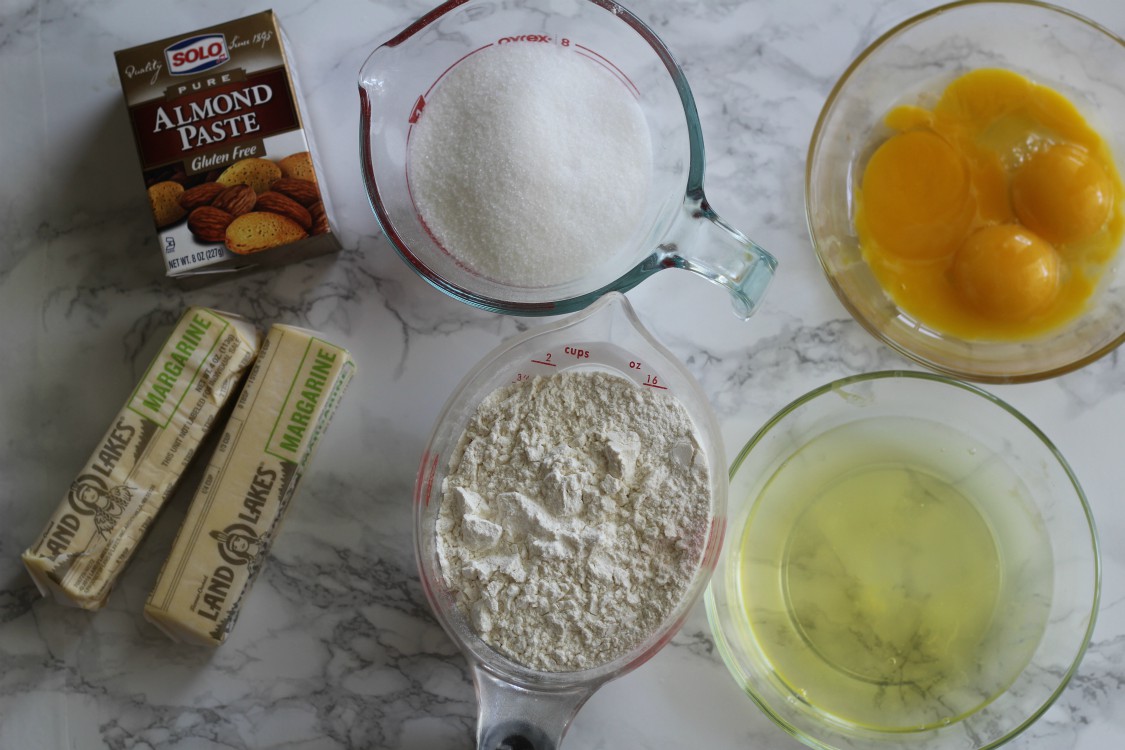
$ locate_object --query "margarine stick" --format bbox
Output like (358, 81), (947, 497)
(22, 308), (261, 610)
(145, 325), (355, 645)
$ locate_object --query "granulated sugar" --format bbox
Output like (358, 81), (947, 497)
(436, 371), (712, 673)
(407, 42), (653, 288)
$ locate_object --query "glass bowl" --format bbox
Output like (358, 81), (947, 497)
(706, 371), (1100, 750)
(806, 0), (1125, 382)
(415, 293), (728, 748)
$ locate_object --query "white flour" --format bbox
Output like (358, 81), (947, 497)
(436, 370), (711, 672)
(407, 42), (652, 288)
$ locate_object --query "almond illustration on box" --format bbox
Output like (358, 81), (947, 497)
(151, 151), (329, 252)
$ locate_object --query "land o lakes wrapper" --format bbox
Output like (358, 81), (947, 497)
(144, 324), (355, 645)
(22, 307), (262, 610)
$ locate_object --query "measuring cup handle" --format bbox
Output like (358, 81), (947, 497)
(473, 664), (594, 750)
(660, 195), (778, 320)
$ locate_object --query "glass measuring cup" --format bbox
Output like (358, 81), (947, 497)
(414, 292), (728, 749)
(359, 0), (777, 319)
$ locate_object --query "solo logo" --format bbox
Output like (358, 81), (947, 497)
(165, 33), (229, 76)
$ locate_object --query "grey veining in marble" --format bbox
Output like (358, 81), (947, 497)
(1, 0), (1123, 748)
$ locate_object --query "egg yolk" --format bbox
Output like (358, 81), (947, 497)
(861, 132), (972, 260)
(1012, 143), (1113, 245)
(854, 68), (1123, 341)
(951, 225), (1060, 321)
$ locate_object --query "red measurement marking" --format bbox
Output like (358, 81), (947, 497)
(642, 382), (668, 390)
(530, 359), (556, 367)
(575, 44), (641, 99)
(702, 516), (727, 570)
(409, 95), (425, 123)
(416, 452), (440, 507)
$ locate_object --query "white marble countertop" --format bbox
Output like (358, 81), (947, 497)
(1, 0), (1122, 747)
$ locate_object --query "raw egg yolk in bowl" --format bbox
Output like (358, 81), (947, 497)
(855, 68), (1123, 341)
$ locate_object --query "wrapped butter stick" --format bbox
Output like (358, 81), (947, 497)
(145, 325), (355, 645)
(22, 307), (261, 610)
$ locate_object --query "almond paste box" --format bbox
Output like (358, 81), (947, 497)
(115, 10), (339, 278)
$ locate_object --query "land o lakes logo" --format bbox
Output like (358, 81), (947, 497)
(195, 523), (265, 626)
(67, 474), (133, 538)
(211, 523), (263, 566)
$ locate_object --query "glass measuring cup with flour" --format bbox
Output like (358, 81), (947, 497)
(359, 0), (777, 319)
(414, 293), (728, 749)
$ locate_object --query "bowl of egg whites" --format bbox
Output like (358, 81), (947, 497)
(806, 0), (1125, 383)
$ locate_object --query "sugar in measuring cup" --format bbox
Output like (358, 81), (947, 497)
(414, 293), (728, 749)
(360, 0), (777, 319)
